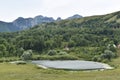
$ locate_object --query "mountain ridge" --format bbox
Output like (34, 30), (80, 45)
(0, 14), (83, 32)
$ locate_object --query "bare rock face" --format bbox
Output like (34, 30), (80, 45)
(33, 15), (55, 25)
(13, 17), (33, 30)
(13, 16), (55, 30)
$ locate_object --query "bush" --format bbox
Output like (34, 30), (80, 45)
(48, 50), (57, 56)
(21, 50), (33, 60)
(58, 51), (67, 55)
(92, 56), (99, 61)
(101, 59), (109, 63)
(32, 54), (78, 60)
(101, 50), (115, 61)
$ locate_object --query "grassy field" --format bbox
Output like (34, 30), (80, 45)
(0, 58), (120, 80)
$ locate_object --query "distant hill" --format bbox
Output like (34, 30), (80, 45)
(0, 14), (83, 32)
(0, 21), (19, 32)
(67, 14), (83, 19)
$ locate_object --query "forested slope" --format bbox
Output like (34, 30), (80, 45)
(0, 11), (120, 61)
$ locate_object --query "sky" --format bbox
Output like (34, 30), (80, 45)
(0, 0), (120, 22)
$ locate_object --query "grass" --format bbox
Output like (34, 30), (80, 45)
(0, 57), (20, 62)
(1, 58), (120, 80)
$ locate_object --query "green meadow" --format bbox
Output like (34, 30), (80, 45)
(0, 58), (120, 80)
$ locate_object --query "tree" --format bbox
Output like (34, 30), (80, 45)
(101, 50), (115, 61)
(68, 40), (76, 47)
(16, 47), (24, 57)
(0, 44), (6, 57)
(21, 50), (32, 60)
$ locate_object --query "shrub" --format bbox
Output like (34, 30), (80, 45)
(21, 50), (33, 60)
(58, 51), (67, 55)
(48, 50), (57, 56)
(101, 50), (115, 61)
(92, 56), (99, 61)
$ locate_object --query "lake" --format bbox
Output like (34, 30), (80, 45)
(32, 60), (113, 70)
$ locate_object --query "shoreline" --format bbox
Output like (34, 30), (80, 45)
(102, 63), (114, 69)
(37, 64), (48, 69)
(36, 63), (114, 70)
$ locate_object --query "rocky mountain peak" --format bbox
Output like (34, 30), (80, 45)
(67, 14), (83, 19)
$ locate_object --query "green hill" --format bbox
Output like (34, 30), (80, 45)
(0, 11), (120, 61)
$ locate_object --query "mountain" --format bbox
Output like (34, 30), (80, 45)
(56, 17), (62, 21)
(12, 17), (33, 30)
(0, 21), (19, 32)
(13, 16), (55, 30)
(0, 15), (55, 32)
(67, 14), (83, 19)
(0, 14), (82, 32)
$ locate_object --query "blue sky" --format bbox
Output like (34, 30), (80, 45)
(0, 0), (120, 22)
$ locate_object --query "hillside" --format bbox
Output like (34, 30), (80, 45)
(0, 11), (120, 61)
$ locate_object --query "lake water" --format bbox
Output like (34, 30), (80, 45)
(32, 60), (112, 70)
